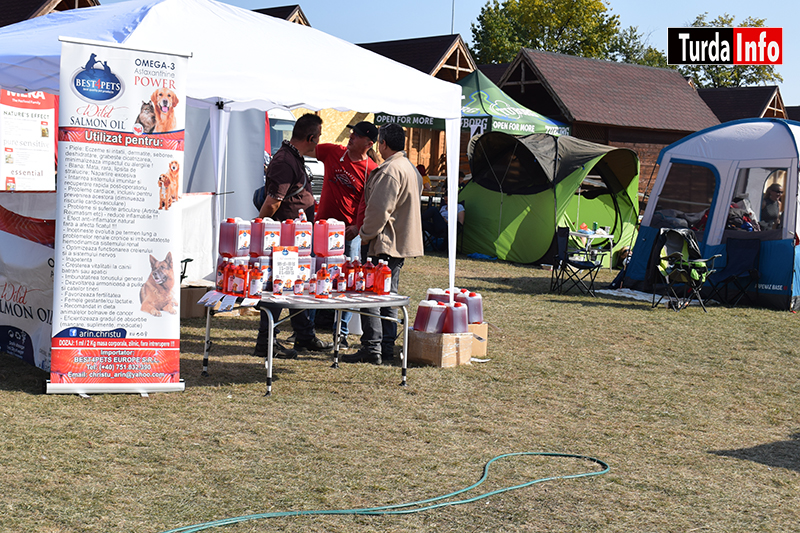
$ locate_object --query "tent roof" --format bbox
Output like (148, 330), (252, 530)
(471, 131), (638, 193)
(0, 0), (461, 117)
(656, 118), (800, 166)
(459, 70), (568, 134)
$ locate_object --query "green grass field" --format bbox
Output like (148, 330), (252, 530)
(2, 252), (798, 532)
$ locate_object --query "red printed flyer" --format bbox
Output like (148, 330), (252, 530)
(48, 38), (189, 394)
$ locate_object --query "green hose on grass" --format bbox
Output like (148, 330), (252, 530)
(159, 452), (609, 533)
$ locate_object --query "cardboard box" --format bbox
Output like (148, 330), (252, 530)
(180, 287), (211, 318)
(407, 329), (472, 368)
(467, 322), (488, 357)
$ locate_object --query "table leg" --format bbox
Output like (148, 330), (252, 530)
(331, 308), (341, 369)
(201, 306), (212, 377)
(400, 305), (408, 387)
(265, 310), (274, 397)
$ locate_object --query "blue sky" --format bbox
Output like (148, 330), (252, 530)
(102, 0), (798, 105)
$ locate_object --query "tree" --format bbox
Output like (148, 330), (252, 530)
(470, 0), (620, 64)
(678, 13), (783, 87)
(609, 25), (672, 68)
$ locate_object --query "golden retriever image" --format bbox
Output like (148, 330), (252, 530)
(167, 160), (180, 203)
(140, 252), (177, 316)
(150, 88), (179, 133)
(158, 174), (172, 211)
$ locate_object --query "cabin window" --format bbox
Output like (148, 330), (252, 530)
(651, 162), (716, 241)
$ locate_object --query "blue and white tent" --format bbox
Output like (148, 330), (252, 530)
(625, 118), (800, 310)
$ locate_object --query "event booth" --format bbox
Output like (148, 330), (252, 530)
(0, 0), (462, 375)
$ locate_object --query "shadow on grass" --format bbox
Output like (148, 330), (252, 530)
(0, 352), (48, 394)
(542, 296), (652, 310)
(710, 434), (800, 473)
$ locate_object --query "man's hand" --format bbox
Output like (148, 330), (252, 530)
(345, 224), (359, 240)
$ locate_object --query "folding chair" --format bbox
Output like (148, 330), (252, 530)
(706, 238), (760, 307)
(651, 229), (720, 312)
(551, 227), (602, 296)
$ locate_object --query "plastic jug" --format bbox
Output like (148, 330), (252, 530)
(219, 218), (251, 258)
(250, 217), (281, 257)
(297, 255), (313, 289)
(427, 287), (460, 304)
(325, 255), (346, 280)
(313, 218), (346, 257)
(413, 300), (447, 333)
(442, 302), (469, 333)
(280, 219), (294, 247)
(455, 291), (484, 324)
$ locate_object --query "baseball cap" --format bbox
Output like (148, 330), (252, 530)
(350, 121), (379, 142)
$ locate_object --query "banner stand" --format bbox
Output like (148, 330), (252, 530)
(46, 380), (185, 395)
(49, 38), (190, 395)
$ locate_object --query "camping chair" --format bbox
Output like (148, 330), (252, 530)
(551, 227), (602, 296)
(651, 229), (720, 312)
(706, 238), (760, 307)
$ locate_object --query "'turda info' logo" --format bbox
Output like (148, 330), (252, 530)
(71, 53), (123, 102)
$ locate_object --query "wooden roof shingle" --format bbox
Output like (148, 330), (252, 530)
(504, 49), (719, 132)
(358, 35), (470, 76)
(697, 86), (784, 122)
(0, 0), (99, 28)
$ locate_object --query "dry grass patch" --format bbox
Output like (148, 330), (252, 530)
(1, 252), (798, 532)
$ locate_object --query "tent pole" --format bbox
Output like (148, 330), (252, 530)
(209, 101), (230, 266)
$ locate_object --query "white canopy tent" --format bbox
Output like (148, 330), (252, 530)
(0, 0), (462, 290)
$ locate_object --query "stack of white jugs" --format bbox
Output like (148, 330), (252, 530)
(413, 287), (484, 334)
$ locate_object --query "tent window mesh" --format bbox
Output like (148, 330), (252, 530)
(732, 167), (788, 232)
(651, 162), (716, 241)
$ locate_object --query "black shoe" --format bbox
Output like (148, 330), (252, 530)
(274, 339), (298, 359)
(341, 348), (382, 365)
(253, 341), (297, 359)
(294, 336), (333, 352)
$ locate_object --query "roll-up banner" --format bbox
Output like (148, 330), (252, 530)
(48, 38), (190, 394)
(0, 89), (57, 191)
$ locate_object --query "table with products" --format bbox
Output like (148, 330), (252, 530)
(569, 231), (614, 270)
(199, 290), (411, 396)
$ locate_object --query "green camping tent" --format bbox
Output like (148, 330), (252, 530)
(459, 132), (640, 265)
(375, 70), (569, 136)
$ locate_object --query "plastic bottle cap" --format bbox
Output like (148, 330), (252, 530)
(469, 292), (477, 297)
(226, 218), (235, 223)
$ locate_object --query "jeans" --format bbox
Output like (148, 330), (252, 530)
(359, 244), (403, 356)
(256, 306), (315, 347)
(338, 236), (361, 338)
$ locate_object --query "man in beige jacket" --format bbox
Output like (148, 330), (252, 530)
(343, 124), (423, 365)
